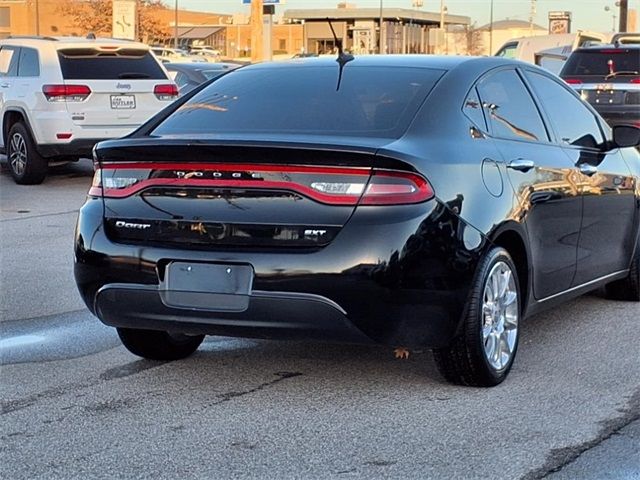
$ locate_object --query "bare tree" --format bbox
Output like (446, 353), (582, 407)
(57, 0), (170, 41)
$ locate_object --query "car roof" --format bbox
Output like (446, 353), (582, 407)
(575, 44), (640, 52)
(1, 36), (150, 50)
(246, 54), (480, 71)
(166, 62), (239, 71)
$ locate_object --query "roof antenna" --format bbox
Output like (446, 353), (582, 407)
(326, 17), (354, 91)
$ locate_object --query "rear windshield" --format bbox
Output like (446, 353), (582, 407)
(58, 49), (166, 80)
(152, 65), (444, 138)
(561, 49), (640, 76)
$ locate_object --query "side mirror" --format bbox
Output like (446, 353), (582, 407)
(612, 125), (640, 148)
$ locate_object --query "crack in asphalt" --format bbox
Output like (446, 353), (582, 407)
(209, 371), (303, 406)
(521, 389), (640, 480)
(0, 209), (80, 223)
(0, 360), (165, 416)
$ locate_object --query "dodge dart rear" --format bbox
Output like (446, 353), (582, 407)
(75, 56), (640, 386)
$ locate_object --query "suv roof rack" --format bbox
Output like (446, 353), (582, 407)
(611, 32), (640, 46)
(7, 35), (59, 41)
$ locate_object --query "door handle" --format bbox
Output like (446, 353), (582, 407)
(579, 163), (598, 177)
(507, 159), (535, 172)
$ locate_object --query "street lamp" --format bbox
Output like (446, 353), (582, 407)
(605, 2), (621, 32)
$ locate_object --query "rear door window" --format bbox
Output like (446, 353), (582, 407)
(18, 47), (40, 77)
(524, 70), (604, 148)
(476, 69), (549, 143)
(0, 46), (20, 77)
(57, 48), (166, 80)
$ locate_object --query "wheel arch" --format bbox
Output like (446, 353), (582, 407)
(3, 107), (35, 147)
(487, 222), (531, 315)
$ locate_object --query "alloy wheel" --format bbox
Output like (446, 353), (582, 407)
(9, 132), (27, 177)
(481, 261), (519, 370)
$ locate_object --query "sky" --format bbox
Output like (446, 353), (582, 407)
(168, 0), (640, 32)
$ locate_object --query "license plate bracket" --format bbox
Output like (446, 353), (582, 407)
(110, 94), (136, 110)
(160, 262), (253, 312)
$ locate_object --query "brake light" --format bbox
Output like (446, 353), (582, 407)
(90, 163), (435, 205)
(630, 78), (640, 84)
(154, 84), (179, 100)
(42, 84), (91, 102)
(563, 78), (582, 85)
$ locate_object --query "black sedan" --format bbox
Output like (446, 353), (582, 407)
(164, 62), (241, 94)
(74, 56), (640, 387)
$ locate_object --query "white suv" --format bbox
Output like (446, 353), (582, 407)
(0, 36), (178, 184)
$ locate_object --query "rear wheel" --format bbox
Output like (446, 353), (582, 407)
(117, 328), (205, 361)
(604, 250), (640, 301)
(7, 122), (47, 185)
(433, 247), (521, 387)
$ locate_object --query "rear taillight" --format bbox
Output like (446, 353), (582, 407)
(563, 78), (582, 85)
(360, 171), (433, 205)
(154, 84), (179, 100)
(90, 163), (434, 205)
(42, 84), (91, 102)
(630, 78), (640, 84)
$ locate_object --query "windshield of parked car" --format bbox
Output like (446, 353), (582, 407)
(152, 65), (444, 138)
(561, 49), (640, 76)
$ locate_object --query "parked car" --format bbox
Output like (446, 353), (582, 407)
(151, 47), (207, 64)
(189, 45), (221, 62)
(165, 62), (241, 94)
(75, 55), (640, 387)
(560, 34), (640, 128)
(0, 36), (178, 184)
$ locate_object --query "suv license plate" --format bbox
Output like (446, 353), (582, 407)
(110, 94), (136, 109)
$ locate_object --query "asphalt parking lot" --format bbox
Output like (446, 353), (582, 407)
(0, 160), (639, 479)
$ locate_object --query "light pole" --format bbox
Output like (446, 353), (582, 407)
(174, 0), (179, 49)
(489, 0), (494, 55)
(35, 0), (40, 35)
(379, 0), (384, 54)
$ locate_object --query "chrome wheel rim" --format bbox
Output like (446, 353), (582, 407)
(9, 133), (27, 176)
(482, 261), (518, 371)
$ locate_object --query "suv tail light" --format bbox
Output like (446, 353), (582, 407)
(43, 84), (91, 102)
(90, 164), (434, 205)
(154, 84), (179, 100)
(563, 78), (582, 85)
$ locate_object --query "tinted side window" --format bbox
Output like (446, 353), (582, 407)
(495, 42), (517, 59)
(462, 88), (487, 130)
(525, 71), (604, 148)
(18, 47), (40, 77)
(0, 46), (20, 77)
(477, 69), (548, 143)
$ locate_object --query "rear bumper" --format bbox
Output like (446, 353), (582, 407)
(590, 105), (640, 127)
(37, 139), (106, 159)
(74, 196), (488, 348)
(96, 284), (374, 344)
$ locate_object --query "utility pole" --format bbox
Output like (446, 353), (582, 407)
(250, 0), (263, 63)
(174, 0), (178, 48)
(619, 0), (628, 32)
(35, 0), (40, 35)
(529, 0), (537, 35)
(489, 0), (494, 55)
(379, 0), (384, 54)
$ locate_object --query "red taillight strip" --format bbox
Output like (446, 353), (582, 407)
(91, 163), (434, 205)
(91, 178), (365, 204)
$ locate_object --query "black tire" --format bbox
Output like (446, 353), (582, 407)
(6, 122), (47, 185)
(604, 250), (640, 301)
(117, 328), (205, 361)
(433, 247), (521, 387)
